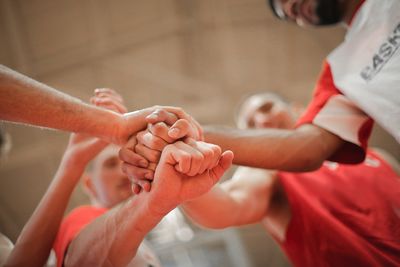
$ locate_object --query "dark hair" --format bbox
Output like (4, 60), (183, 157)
(267, 0), (285, 20)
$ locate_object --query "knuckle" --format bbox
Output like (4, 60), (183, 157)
(212, 145), (222, 155)
(203, 149), (213, 159)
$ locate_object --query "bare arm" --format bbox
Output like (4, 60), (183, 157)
(0, 65), (203, 145)
(64, 193), (163, 267)
(182, 167), (278, 229)
(4, 91), (124, 267)
(65, 141), (232, 267)
(204, 124), (344, 171)
(0, 65), (126, 143)
(4, 142), (104, 267)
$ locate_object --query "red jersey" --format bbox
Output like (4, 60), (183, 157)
(278, 152), (400, 267)
(53, 206), (107, 267)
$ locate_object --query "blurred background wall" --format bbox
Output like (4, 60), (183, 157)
(0, 0), (398, 266)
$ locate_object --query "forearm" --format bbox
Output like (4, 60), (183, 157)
(0, 65), (122, 143)
(182, 186), (243, 229)
(204, 124), (342, 171)
(65, 193), (165, 267)
(5, 158), (85, 267)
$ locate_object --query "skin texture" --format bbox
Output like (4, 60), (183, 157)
(0, 65), (202, 146)
(273, 0), (361, 26)
(64, 141), (233, 267)
(3, 89), (123, 267)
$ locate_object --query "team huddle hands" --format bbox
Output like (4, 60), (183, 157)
(120, 109), (234, 213)
(94, 88), (233, 214)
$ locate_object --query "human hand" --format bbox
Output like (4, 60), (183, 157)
(120, 120), (199, 192)
(115, 106), (203, 146)
(145, 140), (234, 215)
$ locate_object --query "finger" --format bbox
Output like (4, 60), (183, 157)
(124, 135), (138, 150)
(146, 109), (179, 125)
(174, 141), (204, 176)
(92, 93), (125, 108)
(137, 179), (152, 192)
(122, 162), (154, 180)
(148, 162), (157, 172)
(148, 122), (176, 143)
(130, 178), (152, 194)
(164, 143), (191, 174)
(92, 98), (127, 114)
(209, 150), (234, 183)
(159, 107), (203, 140)
(135, 143), (161, 163)
(95, 92), (124, 103)
(131, 183), (142, 194)
(168, 119), (193, 139)
(137, 130), (168, 151)
(94, 88), (124, 101)
(190, 141), (220, 174)
(119, 147), (148, 168)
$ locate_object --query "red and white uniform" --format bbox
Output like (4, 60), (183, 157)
(274, 152), (400, 267)
(298, 0), (400, 163)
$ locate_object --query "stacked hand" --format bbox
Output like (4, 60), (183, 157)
(119, 108), (233, 213)
(115, 106), (203, 146)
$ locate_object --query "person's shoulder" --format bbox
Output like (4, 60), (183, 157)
(63, 205), (108, 225)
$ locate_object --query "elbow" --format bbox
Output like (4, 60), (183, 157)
(184, 212), (234, 230)
(296, 155), (324, 172)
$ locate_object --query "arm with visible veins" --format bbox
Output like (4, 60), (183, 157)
(0, 65), (124, 143)
(64, 141), (232, 267)
(0, 65), (203, 145)
(203, 124), (343, 171)
(4, 90), (124, 267)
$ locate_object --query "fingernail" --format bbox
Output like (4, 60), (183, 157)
(145, 172), (153, 179)
(169, 128), (180, 138)
(139, 160), (148, 168)
(147, 114), (158, 119)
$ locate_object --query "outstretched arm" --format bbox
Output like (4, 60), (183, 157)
(64, 141), (232, 267)
(182, 167), (279, 229)
(0, 65), (202, 145)
(128, 108), (343, 172)
(4, 90), (124, 267)
(203, 124), (343, 171)
(0, 65), (125, 143)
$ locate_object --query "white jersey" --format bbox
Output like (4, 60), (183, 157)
(327, 0), (400, 143)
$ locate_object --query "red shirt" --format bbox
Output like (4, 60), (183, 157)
(279, 152), (400, 267)
(296, 61), (373, 164)
(53, 206), (107, 267)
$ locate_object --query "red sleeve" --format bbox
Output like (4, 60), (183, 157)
(53, 206), (107, 267)
(296, 61), (373, 164)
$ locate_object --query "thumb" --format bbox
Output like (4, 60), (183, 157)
(209, 150), (234, 183)
(168, 119), (192, 139)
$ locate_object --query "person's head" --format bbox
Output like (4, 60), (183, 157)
(83, 145), (132, 208)
(268, 0), (354, 26)
(236, 92), (302, 130)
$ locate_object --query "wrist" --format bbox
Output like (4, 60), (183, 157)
(147, 195), (178, 217)
(118, 108), (154, 145)
(109, 112), (125, 145)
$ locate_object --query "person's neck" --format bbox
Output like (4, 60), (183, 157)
(341, 0), (364, 27)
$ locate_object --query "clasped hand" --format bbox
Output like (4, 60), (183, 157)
(119, 108), (233, 210)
